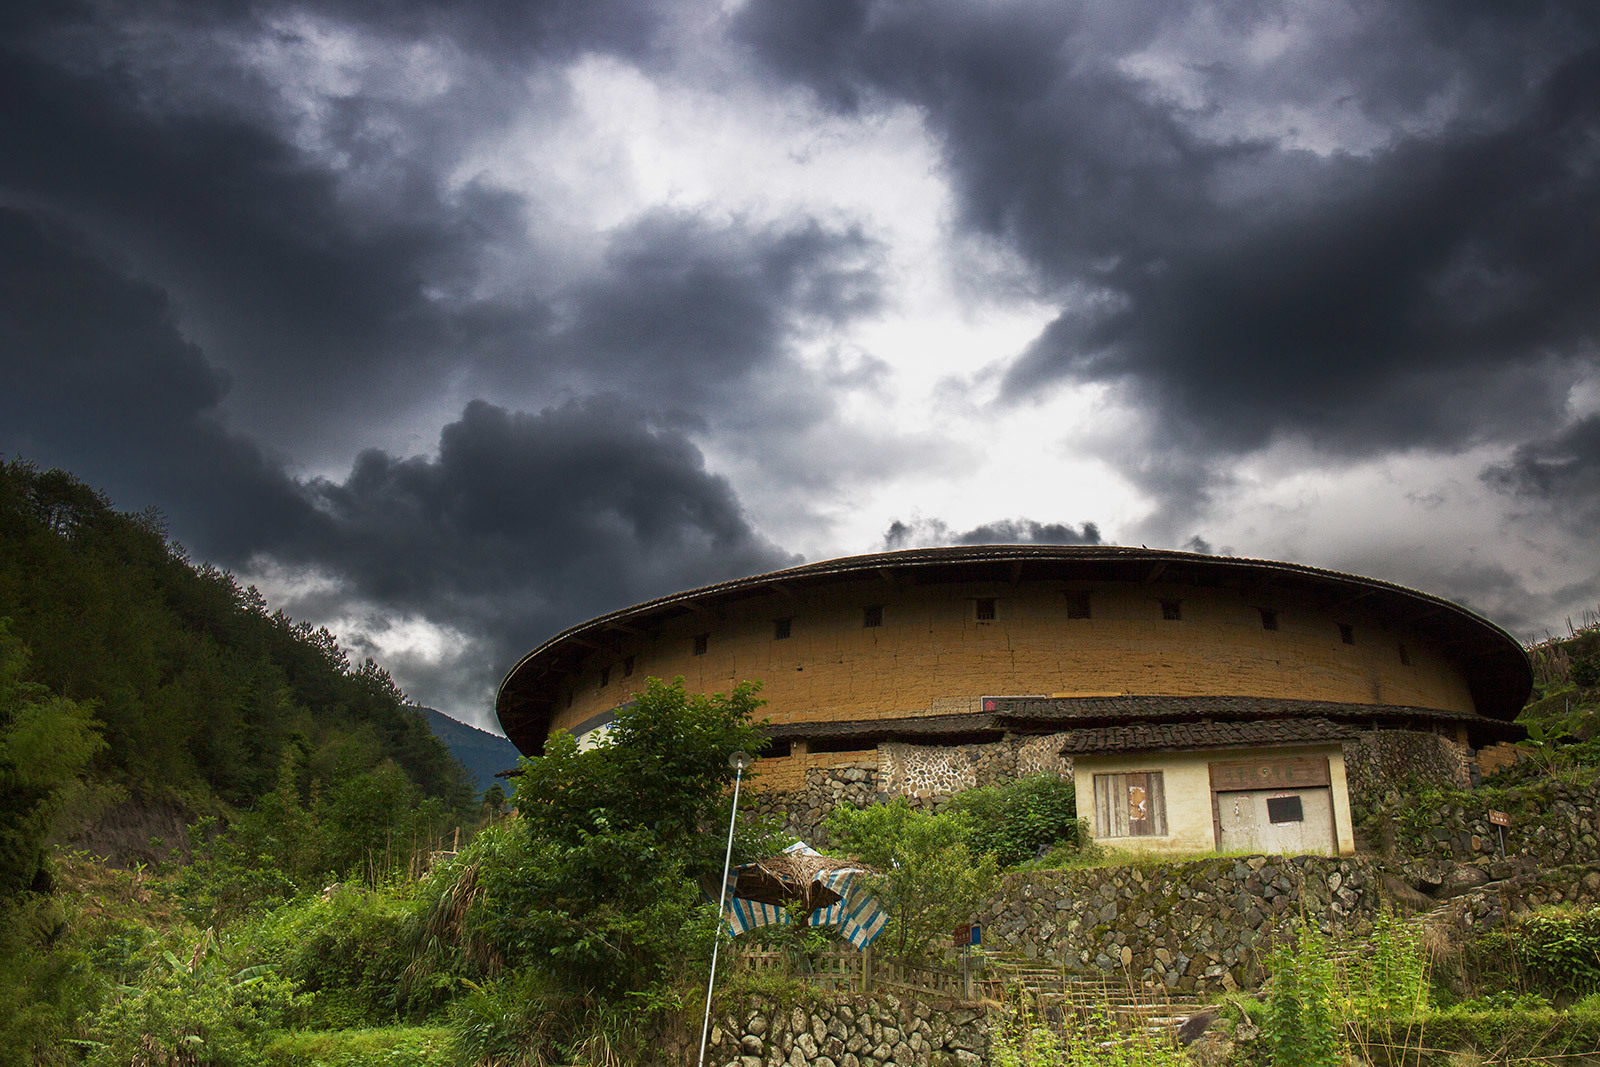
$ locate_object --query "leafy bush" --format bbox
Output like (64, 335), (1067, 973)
(472, 678), (769, 1000)
(1572, 654), (1600, 690)
(1513, 906), (1600, 995)
(947, 774), (1080, 867)
(227, 885), (427, 1028)
(1263, 923), (1341, 1067)
(84, 941), (305, 1067)
(1349, 908), (1429, 1018)
(823, 800), (998, 961)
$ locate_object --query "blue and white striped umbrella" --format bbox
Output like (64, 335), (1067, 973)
(719, 843), (886, 949)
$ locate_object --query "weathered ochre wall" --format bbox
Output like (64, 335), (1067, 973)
(547, 578), (1477, 747)
(1072, 744), (1355, 855)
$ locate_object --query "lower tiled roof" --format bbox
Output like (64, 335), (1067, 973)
(1059, 717), (1359, 755)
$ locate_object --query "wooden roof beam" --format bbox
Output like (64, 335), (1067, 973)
(1142, 561), (1168, 585)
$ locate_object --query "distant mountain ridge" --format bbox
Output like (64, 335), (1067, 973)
(419, 707), (522, 795)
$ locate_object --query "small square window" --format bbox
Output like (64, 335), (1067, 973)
(693, 633), (709, 656)
(863, 605), (883, 628)
(1066, 592), (1091, 619)
(774, 617), (792, 640)
(1339, 623), (1354, 645)
(599, 666), (610, 687)
(975, 598), (996, 621)
(1398, 643), (1412, 666)
(623, 655), (634, 678)
(1267, 795), (1304, 824)
(1161, 600), (1182, 621)
(1259, 608), (1279, 631)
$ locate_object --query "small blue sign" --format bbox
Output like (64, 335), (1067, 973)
(970, 924), (981, 946)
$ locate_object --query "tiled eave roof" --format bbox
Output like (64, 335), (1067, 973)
(1059, 717), (1358, 755)
(986, 694), (1491, 723)
(758, 695), (1524, 745)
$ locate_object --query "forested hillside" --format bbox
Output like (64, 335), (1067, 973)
(0, 460), (474, 814)
(418, 708), (520, 795)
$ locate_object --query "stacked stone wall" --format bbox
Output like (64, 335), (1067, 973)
(683, 995), (990, 1067)
(750, 736), (1073, 843)
(1366, 777), (1600, 872)
(976, 855), (1380, 992)
(1342, 728), (1473, 804)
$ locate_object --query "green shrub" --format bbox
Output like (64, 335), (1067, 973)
(947, 774), (1081, 867)
(824, 800), (998, 962)
(1349, 908), (1429, 1018)
(1513, 906), (1600, 995)
(228, 885), (428, 1028)
(1571, 654), (1600, 690)
(84, 946), (305, 1067)
(1263, 923), (1341, 1067)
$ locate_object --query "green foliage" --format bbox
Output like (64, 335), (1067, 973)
(226, 885), (430, 1029)
(947, 774), (1080, 868)
(1349, 908), (1429, 1018)
(473, 678), (769, 999)
(174, 751), (460, 926)
(823, 799), (999, 962)
(83, 934), (307, 1067)
(1512, 906), (1600, 995)
(1572, 653), (1600, 690)
(0, 459), (473, 812)
(0, 621), (107, 898)
(1263, 923), (1341, 1067)
(0, 626), (112, 1066)
(990, 995), (1185, 1067)
(263, 1027), (454, 1067)
(447, 969), (654, 1067)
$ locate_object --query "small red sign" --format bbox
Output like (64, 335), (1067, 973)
(1489, 810), (1511, 827)
(982, 698), (998, 711)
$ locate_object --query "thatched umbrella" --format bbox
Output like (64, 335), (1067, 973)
(731, 849), (875, 913)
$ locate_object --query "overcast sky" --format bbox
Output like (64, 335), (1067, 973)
(3, 0), (1597, 729)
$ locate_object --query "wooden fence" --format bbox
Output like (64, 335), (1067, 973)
(733, 949), (976, 999)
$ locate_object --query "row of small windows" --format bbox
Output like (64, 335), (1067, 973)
(583, 601), (1415, 693)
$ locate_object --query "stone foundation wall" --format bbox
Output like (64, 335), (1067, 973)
(751, 736), (1074, 843)
(976, 855), (1380, 992)
(1343, 728), (1474, 805)
(1369, 778), (1600, 872)
(688, 995), (990, 1067)
(878, 736), (1072, 797)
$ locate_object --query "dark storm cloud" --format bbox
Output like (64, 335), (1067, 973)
(882, 517), (1101, 550)
(1483, 414), (1600, 512)
(277, 398), (797, 709)
(736, 0), (1600, 458)
(0, 207), (316, 555)
(0, 34), (533, 451)
(535, 211), (884, 411)
(0, 202), (799, 714)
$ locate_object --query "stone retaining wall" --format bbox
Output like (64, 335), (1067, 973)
(1429, 862), (1600, 935)
(1367, 777), (1600, 871)
(1342, 728), (1474, 805)
(689, 995), (990, 1067)
(976, 855), (1381, 992)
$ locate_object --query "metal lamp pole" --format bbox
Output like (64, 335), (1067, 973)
(698, 750), (752, 1067)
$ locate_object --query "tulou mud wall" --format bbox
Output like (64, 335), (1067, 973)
(976, 855), (1381, 992)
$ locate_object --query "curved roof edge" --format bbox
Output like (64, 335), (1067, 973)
(495, 545), (1533, 754)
